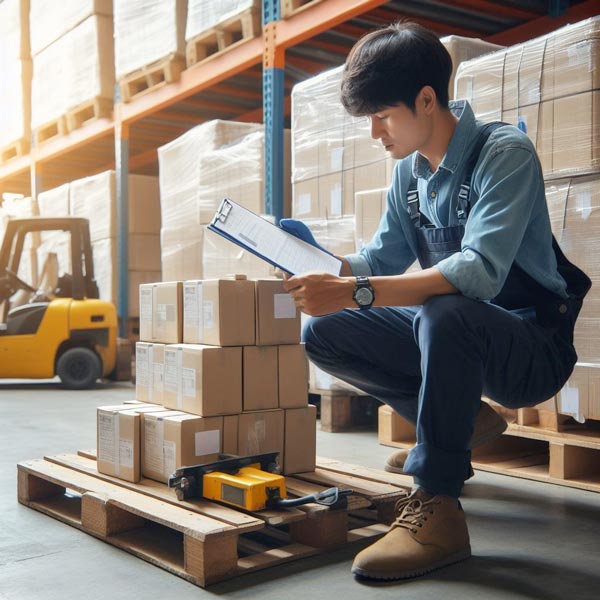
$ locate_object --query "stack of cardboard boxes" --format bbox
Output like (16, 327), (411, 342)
(98, 276), (315, 485)
(29, 0), (114, 137)
(0, 0), (31, 160)
(455, 17), (600, 421)
(157, 120), (291, 282)
(36, 171), (162, 317)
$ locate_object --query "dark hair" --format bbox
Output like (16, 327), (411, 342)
(341, 21), (453, 116)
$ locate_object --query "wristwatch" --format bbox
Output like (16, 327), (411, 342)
(352, 276), (375, 310)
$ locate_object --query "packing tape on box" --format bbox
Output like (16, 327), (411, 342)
(177, 347), (183, 410)
(113, 413), (120, 477)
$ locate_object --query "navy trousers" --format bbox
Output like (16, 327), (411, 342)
(303, 295), (577, 497)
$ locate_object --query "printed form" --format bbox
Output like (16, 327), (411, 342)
(209, 199), (342, 276)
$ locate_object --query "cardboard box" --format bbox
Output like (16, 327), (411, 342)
(283, 405), (317, 474)
(128, 271), (162, 317)
(255, 279), (301, 346)
(142, 411), (223, 483)
(502, 38), (546, 111)
(162, 344), (242, 416)
(97, 403), (164, 482)
(183, 277), (256, 345)
(243, 346), (278, 411)
(343, 160), (388, 216)
(278, 344), (309, 409)
(355, 188), (387, 249)
(238, 409), (284, 467)
(161, 226), (204, 283)
(223, 414), (239, 455)
(557, 364), (589, 423)
(152, 281), (183, 343)
(135, 343), (166, 404)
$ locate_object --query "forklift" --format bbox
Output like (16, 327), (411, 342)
(0, 217), (127, 389)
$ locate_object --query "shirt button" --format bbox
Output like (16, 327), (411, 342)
(430, 191), (436, 199)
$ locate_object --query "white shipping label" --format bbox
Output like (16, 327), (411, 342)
(140, 287), (152, 322)
(576, 191), (592, 220)
(195, 430), (220, 457)
(182, 367), (196, 397)
(157, 303), (176, 324)
(136, 346), (149, 388)
(164, 349), (179, 393)
(296, 193), (312, 216)
(163, 440), (176, 477)
(119, 439), (134, 469)
(144, 418), (164, 474)
(177, 348), (183, 409)
(254, 419), (266, 442)
(274, 293), (297, 319)
(330, 147), (344, 171)
(183, 283), (199, 329)
(98, 413), (115, 464)
(203, 300), (215, 330)
(330, 182), (342, 217)
(153, 362), (164, 391)
(197, 283), (203, 335)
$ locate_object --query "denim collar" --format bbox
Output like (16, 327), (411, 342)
(412, 100), (478, 179)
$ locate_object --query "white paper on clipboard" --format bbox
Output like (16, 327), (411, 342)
(208, 198), (342, 276)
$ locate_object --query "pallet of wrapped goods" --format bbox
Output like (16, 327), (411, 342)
(31, 15), (114, 144)
(185, 0), (261, 68)
(281, 0), (325, 19)
(455, 16), (600, 177)
(115, 0), (187, 103)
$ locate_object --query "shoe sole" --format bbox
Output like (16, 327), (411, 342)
(351, 547), (472, 581)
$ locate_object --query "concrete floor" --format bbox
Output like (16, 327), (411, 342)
(1, 381), (599, 600)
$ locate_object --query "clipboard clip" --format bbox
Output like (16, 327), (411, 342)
(214, 198), (233, 224)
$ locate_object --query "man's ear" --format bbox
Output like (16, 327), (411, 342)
(419, 86), (437, 114)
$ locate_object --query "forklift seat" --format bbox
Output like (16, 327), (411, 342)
(3, 302), (49, 336)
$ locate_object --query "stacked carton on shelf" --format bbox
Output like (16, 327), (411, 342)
(135, 275), (315, 482)
(0, 0), (31, 160)
(30, 2), (114, 139)
(113, 0), (187, 81)
(158, 120), (291, 281)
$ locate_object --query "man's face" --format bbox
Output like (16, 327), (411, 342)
(369, 101), (430, 160)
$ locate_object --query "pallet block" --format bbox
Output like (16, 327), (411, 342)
(0, 138), (29, 165)
(186, 8), (261, 68)
(18, 452), (411, 587)
(119, 55), (186, 103)
(281, 0), (325, 18)
(66, 97), (113, 131)
(33, 116), (68, 146)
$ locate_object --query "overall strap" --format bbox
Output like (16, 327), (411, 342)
(406, 121), (509, 226)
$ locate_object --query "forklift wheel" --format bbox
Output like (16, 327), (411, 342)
(56, 347), (102, 390)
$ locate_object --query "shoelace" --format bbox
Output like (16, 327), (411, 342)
(390, 497), (441, 534)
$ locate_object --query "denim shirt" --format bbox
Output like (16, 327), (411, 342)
(345, 100), (568, 302)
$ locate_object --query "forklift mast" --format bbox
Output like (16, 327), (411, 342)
(0, 217), (99, 300)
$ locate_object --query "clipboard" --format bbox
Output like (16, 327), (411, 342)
(208, 198), (343, 276)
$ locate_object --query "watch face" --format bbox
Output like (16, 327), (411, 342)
(355, 286), (374, 306)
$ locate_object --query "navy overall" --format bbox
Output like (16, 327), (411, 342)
(302, 123), (591, 497)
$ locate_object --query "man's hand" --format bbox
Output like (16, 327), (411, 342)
(282, 272), (355, 316)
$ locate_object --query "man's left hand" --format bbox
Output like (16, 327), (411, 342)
(282, 273), (355, 316)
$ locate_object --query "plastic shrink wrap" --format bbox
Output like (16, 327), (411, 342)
(114, 0), (186, 78)
(29, 0), (112, 56)
(455, 17), (600, 177)
(31, 15), (114, 129)
(158, 120), (291, 281)
(186, 0), (257, 39)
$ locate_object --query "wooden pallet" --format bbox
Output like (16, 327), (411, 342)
(378, 404), (600, 494)
(18, 452), (411, 587)
(311, 388), (380, 433)
(119, 55), (186, 103)
(0, 138), (29, 165)
(66, 97), (113, 131)
(186, 8), (261, 68)
(281, 0), (325, 18)
(33, 116), (68, 146)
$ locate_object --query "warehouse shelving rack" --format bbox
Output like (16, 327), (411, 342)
(1, 0), (598, 332)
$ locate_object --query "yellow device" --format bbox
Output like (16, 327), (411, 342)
(203, 465), (287, 511)
(0, 217), (128, 388)
(169, 452), (353, 511)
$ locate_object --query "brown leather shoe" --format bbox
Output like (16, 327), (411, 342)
(384, 401), (507, 474)
(351, 489), (471, 580)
